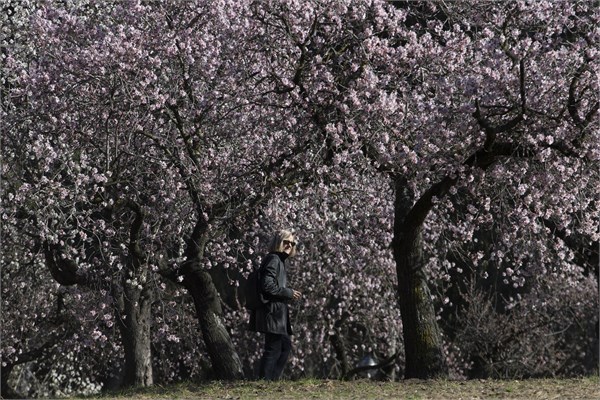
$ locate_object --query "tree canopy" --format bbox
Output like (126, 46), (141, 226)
(2, 0), (598, 396)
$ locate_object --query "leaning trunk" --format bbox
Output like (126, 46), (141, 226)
(179, 216), (244, 380)
(392, 177), (447, 379)
(182, 262), (244, 379)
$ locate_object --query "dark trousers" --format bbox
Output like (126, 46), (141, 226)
(258, 332), (292, 380)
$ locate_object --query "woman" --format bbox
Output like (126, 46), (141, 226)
(249, 229), (302, 380)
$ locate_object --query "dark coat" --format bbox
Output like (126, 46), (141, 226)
(248, 252), (294, 335)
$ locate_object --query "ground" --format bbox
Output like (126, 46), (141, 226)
(76, 377), (599, 399)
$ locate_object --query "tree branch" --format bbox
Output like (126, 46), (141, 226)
(43, 241), (86, 286)
(568, 62), (598, 148)
(473, 59), (526, 152)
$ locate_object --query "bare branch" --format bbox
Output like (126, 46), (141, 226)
(43, 241), (85, 286)
(473, 59), (526, 152)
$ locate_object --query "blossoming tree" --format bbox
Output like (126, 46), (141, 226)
(237, 0), (599, 378)
(2, 0), (598, 394)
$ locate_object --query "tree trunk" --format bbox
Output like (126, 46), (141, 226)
(179, 216), (244, 380)
(117, 201), (154, 387)
(392, 177), (447, 379)
(117, 283), (154, 387)
(183, 264), (244, 379)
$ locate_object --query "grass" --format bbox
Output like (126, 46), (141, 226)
(74, 376), (600, 399)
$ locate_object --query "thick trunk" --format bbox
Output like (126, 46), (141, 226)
(394, 231), (446, 378)
(118, 283), (154, 387)
(118, 201), (153, 387)
(392, 177), (447, 379)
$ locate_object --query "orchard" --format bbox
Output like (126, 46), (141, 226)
(1, 0), (598, 397)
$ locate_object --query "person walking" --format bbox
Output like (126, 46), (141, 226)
(249, 229), (302, 380)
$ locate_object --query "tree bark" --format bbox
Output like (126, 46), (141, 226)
(182, 264), (244, 379)
(178, 216), (244, 380)
(116, 283), (154, 387)
(392, 176), (447, 379)
(116, 201), (154, 387)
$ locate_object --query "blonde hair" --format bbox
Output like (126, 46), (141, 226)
(268, 229), (297, 257)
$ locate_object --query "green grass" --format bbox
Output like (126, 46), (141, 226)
(75, 376), (600, 399)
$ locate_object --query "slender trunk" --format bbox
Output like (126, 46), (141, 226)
(180, 216), (244, 380)
(330, 312), (350, 378)
(392, 177), (447, 379)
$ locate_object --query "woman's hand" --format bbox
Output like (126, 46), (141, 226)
(292, 290), (302, 300)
